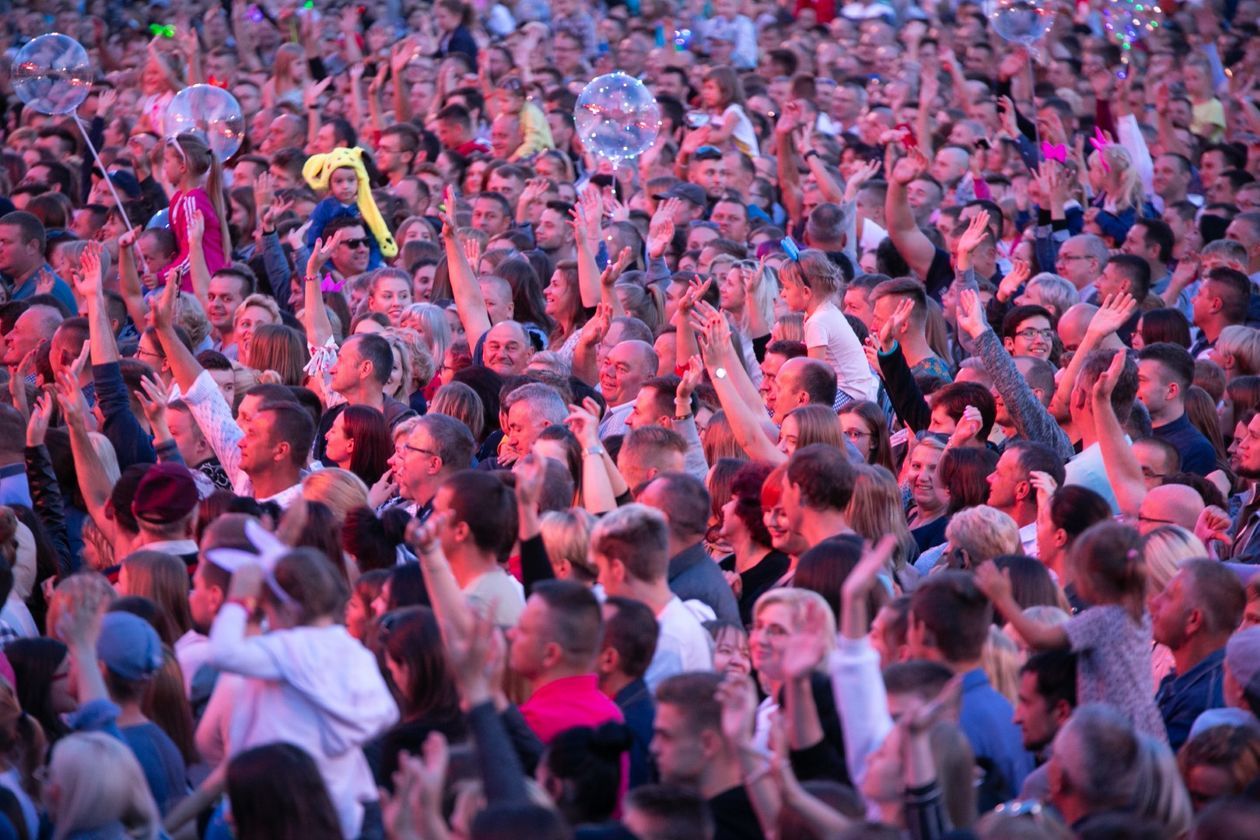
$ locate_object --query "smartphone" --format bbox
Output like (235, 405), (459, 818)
(685, 111), (711, 129)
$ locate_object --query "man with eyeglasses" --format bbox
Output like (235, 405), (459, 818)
(392, 414), (475, 520)
(1000, 305), (1056, 362)
(1052, 234), (1109, 303)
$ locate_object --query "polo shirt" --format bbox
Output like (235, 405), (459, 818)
(520, 674), (624, 744)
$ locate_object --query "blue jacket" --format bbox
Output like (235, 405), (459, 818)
(1157, 648), (1227, 751)
(94, 362), (156, 469)
(667, 542), (740, 625)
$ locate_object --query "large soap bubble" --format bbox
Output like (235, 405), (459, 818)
(11, 33), (93, 115)
(164, 84), (246, 163)
(986, 0), (1056, 44)
(574, 73), (661, 164)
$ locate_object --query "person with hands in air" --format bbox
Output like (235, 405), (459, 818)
(956, 288), (1076, 460)
(566, 396), (628, 514)
(77, 241), (157, 470)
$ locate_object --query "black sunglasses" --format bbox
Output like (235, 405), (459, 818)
(342, 237), (371, 249)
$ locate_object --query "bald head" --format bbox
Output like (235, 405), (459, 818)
(483, 320), (535, 376)
(1138, 484), (1204, 535)
(600, 339), (658, 406)
(773, 356), (837, 424)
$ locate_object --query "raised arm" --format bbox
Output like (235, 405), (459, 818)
(976, 560), (1069, 650)
(304, 234), (343, 349)
(440, 188), (492, 348)
(1047, 293), (1137, 421)
(884, 146), (938, 282)
(696, 310), (783, 464)
(115, 227), (151, 331)
(53, 369), (118, 553)
(775, 102), (806, 225)
(573, 186), (605, 309)
(1090, 348), (1146, 517)
(566, 398), (625, 513)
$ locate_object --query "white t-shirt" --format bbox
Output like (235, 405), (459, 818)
(723, 104), (760, 157)
(644, 596), (714, 692)
(804, 300), (879, 401)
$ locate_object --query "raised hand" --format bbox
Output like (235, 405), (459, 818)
(136, 375), (170, 435)
(600, 247), (634, 289)
(948, 404), (983, 447)
(1090, 348), (1128, 404)
(306, 232), (343, 278)
(1195, 505), (1232, 550)
(1085, 292), (1138, 340)
(956, 210), (991, 256)
(843, 157), (881, 202)
(565, 397), (605, 449)
(714, 673), (759, 747)
(878, 296), (916, 350)
(405, 511), (449, 560)
(647, 213), (675, 260)
(577, 302), (611, 349)
(26, 392), (54, 447)
(997, 259), (1030, 303)
(974, 559), (1014, 606)
(303, 75), (333, 111)
(577, 184), (604, 242)
(514, 453), (546, 512)
(153, 273), (180, 332)
(53, 370), (89, 430)
(77, 240), (105, 300)
(889, 147), (929, 185)
(955, 288), (990, 340)
(677, 355), (704, 403)
(188, 208), (205, 245)
(781, 597), (830, 681)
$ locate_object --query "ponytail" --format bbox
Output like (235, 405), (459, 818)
(172, 133), (233, 260)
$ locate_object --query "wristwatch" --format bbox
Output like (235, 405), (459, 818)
(714, 367), (728, 379)
(584, 445), (606, 457)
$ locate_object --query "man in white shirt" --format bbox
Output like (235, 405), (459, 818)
(591, 504), (713, 692)
(598, 340), (658, 441)
(433, 470), (524, 627)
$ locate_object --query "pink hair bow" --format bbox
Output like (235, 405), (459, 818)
(1090, 127), (1111, 173)
(1041, 142), (1067, 164)
(320, 273), (345, 293)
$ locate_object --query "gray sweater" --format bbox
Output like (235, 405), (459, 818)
(973, 329), (1076, 462)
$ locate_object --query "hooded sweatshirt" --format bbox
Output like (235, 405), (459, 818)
(209, 603), (399, 837)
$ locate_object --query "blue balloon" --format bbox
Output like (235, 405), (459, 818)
(574, 73), (661, 163)
(147, 208), (170, 230)
(11, 33), (92, 115)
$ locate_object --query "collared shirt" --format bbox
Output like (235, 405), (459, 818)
(1019, 521), (1039, 558)
(8, 263), (77, 312)
(520, 674), (623, 744)
(597, 401), (633, 441)
(1156, 647), (1227, 751)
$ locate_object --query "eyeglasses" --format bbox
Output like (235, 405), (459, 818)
(844, 428), (872, 441)
(1014, 328), (1055, 341)
(1056, 254), (1093, 263)
(402, 443), (439, 458)
(342, 238), (371, 249)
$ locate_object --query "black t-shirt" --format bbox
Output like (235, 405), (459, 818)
(708, 785), (765, 840)
(720, 550), (791, 626)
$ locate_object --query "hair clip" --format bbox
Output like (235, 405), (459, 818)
(1041, 142), (1067, 164)
(320, 273), (345, 294)
(149, 23), (175, 38)
(1090, 127), (1112, 173)
(780, 237), (800, 261)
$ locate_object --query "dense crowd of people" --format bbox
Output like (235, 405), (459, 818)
(0, 0), (1259, 837)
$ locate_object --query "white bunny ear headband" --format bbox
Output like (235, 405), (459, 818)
(204, 520), (296, 606)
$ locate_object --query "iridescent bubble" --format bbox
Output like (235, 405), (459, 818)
(574, 73), (662, 164)
(986, 0), (1057, 45)
(164, 84), (247, 163)
(11, 33), (93, 116)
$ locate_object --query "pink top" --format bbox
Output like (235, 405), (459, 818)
(520, 674), (625, 744)
(168, 188), (229, 291)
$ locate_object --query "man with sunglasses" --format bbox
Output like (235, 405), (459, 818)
(319, 217), (373, 280)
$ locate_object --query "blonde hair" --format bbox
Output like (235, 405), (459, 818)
(846, 464), (918, 572)
(982, 625), (1022, 705)
(383, 327), (437, 396)
(784, 404), (844, 450)
(1096, 144), (1145, 212)
(1216, 325), (1260, 377)
(945, 505), (1021, 565)
(429, 382), (485, 440)
(1141, 525), (1207, 595)
(233, 293), (281, 331)
(246, 324), (309, 385)
(87, 432), (120, 484)
(540, 509), (598, 583)
(702, 411), (743, 464)
(751, 588), (837, 663)
(302, 468), (370, 524)
(773, 311), (805, 343)
(176, 291), (212, 348)
(405, 302), (452, 362)
(48, 732), (161, 840)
